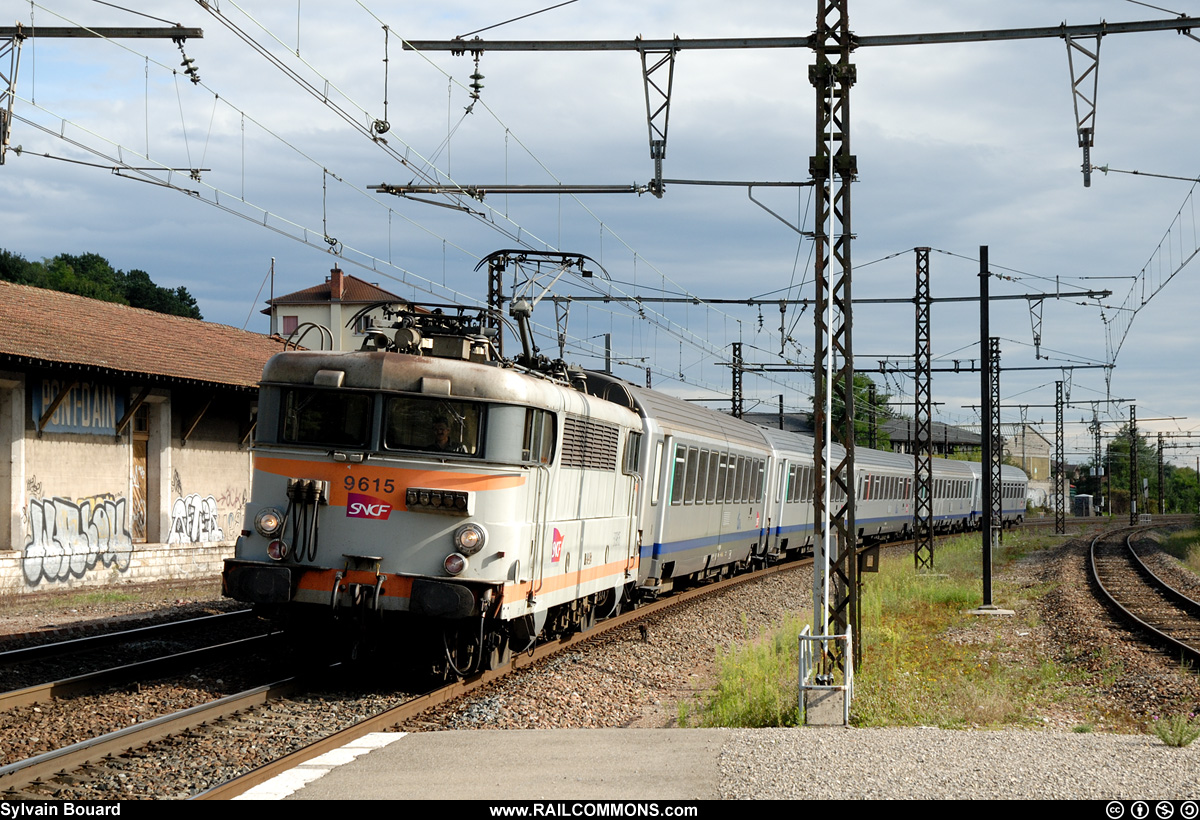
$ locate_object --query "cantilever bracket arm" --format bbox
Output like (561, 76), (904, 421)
(1065, 29), (1102, 187)
(638, 36), (678, 199)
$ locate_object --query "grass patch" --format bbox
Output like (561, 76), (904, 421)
(0, 579), (223, 619)
(680, 615), (808, 727)
(1160, 529), (1200, 574)
(684, 530), (1120, 730)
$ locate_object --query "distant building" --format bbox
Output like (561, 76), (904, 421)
(1002, 423), (1063, 509)
(264, 267), (405, 351)
(0, 281), (284, 593)
(882, 418), (981, 457)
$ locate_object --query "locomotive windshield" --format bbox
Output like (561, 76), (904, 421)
(384, 397), (484, 457)
(280, 389), (372, 447)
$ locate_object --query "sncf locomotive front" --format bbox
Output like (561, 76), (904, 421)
(223, 346), (643, 674)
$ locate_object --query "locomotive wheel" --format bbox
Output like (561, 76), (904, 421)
(578, 597), (598, 633)
(484, 626), (513, 670)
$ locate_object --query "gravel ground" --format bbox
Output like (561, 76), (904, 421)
(718, 727), (1200, 799)
(5, 531), (1200, 800)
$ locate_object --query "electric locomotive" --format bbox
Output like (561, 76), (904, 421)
(224, 304), (644, 673)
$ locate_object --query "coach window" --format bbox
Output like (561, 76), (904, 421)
(715, 454), (728, 502)
(684, 446), (700, 504)
(671, 445), (687, 505)
(695, 449), (710, 503)
(651, 442), (664, 506)
(706, 451), (720, 503)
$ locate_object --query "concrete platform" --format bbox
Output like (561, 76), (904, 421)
(236, 729), (733, 801)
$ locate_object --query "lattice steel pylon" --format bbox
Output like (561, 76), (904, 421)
(913, 248), (934, 571)
(810, 0), (859, 674)
(989, 337), (1003, 546)
(1055, 381), (1066, 534)
(1129, 404), (1139, 525)
(731, 342), (744, 419)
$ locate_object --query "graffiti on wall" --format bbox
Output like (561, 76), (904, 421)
(23, 494), (134, 586)
(167, 494), (226, 544)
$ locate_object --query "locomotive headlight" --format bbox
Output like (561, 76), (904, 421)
(444, 552), (468, 575)
(255, 508), (284, 538)
(453, 523), (487, 555)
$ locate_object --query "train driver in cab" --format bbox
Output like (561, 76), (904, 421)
(430, 417), (466, 453)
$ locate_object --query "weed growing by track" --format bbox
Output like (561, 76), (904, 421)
(1151, 712), (1200, 747)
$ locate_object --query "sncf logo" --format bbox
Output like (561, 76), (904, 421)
(346, 492), (393, 520)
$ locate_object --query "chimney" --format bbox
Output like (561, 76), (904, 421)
(330, 267), (345, 301)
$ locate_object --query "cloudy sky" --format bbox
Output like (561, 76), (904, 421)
(4, 0), (1200, 466)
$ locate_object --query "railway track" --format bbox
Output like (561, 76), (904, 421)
(0, 609), (270, 695)
(0, 553), (810, 800)
(1089, 525), (1200, 666)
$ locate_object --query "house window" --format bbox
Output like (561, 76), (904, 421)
(281, 315), (299, 335)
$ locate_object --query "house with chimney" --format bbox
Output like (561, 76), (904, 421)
(263, 267), (406, 351)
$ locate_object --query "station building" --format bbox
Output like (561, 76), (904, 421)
(0, 280), (285, 594)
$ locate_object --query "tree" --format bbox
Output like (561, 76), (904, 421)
(1165, 466), (1200, 515)
(0, 249), (203, 320)
(1104, 423), (1159, 513)
(812, 372), (894, 449)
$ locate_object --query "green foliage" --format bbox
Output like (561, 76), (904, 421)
(812, 373), (894, 449)
(682, 614), (808, 728)
(1150, 713), (1200, 747)
(0, 249), (202, 320)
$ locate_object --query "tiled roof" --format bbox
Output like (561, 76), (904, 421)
(0, 280), (286, 389)
(267, 272), (403, 306)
